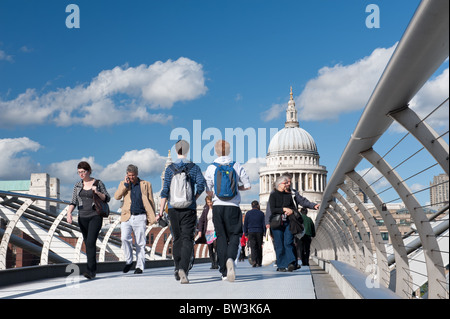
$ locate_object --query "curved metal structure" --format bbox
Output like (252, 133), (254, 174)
(313, 0), (449, 299)
(0, 191), (204, 270)
(0, 0), (447, 300)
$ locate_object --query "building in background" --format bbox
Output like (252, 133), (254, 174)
(0, 173), (60, 213)
(259, 87), (327, 221)
(345, 176), (368, 204)
(430, 173), (449, 209)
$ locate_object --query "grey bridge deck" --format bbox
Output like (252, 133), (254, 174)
(0, 261), (324, 299)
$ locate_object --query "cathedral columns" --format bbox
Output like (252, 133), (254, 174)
(260, 171), (327, 194)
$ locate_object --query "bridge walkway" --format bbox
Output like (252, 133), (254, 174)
(0, 260), (344, 299)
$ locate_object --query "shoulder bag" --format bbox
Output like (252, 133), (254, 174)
(93, 180), (110, 218)
(269, 213), (283, 230)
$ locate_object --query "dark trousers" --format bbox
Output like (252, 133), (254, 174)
(299, 235), (312, 265)
(208, 241), (217, 267)
(168, 208), (197, 273)
(78, 215), (103, 274)
(294, 237), (300, 266)
(212, 205), (243, 276)
(248, 232), (263, 266)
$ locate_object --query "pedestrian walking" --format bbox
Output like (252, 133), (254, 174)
(265, 173), (319, 269)
(204, 139), (251, 281)
(67, 161), (110, 280)
(243, 200), (266, 267)
(114, 164), (157, 274)
(267, 175), (297, 272)
(158, 139), (205, 284)
(281, 173), (319, 267)
(238, 233), (247, 262)
(197, 195), (218, 269)
(299, 207), (316, 266)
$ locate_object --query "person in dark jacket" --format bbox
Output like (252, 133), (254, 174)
(243, 200), (266, 267)
(157, 140), (206, 284)
(265, 173), (320, 269)
(299, 207), (316, 266)
(268, 175), (298, 272)
(197, 196), (218, 269)
(283, 173), (319, 267)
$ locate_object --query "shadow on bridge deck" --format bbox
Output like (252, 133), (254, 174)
(0, 260), (344, 299)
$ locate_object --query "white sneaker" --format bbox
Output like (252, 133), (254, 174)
(221, 276), (227, 281)
(226, 258), (235, 282)
(178, 269), (189, 284)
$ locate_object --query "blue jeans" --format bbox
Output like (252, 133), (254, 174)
(272, 220), (295, 269)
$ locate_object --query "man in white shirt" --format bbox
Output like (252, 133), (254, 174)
(204, 140), (251, 281)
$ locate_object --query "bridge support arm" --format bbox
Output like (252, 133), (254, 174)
(361, 148), (447, 299)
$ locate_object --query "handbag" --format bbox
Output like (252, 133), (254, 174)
(262, 228), (277, 266)
(93, 180), (110, 218)
(269, 213), (283, 230)
(158, 214), (169, 228)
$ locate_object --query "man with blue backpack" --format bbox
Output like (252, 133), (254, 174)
(205, 139), (251, 282)
(158, 139), (205, 284)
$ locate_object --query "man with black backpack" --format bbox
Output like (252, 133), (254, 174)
(205, 139), (251, 282)
(158, 139), (205, 284)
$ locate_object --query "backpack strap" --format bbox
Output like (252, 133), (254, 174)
(184, 162), (195, 172)
(169, 162), (195, 174)
(168, 163), (179, 174)
(213, 161), (235, 169)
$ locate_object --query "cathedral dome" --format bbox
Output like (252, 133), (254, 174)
(259, 87), (327, 213)
(267, 126), (318, 156)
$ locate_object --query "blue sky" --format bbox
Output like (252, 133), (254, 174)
(1, 0), (448, 209)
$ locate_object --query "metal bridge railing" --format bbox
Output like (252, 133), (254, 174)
(0, 190), (210, 271)
(312, 0), (449, 299)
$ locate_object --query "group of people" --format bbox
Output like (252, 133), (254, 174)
(265, 174), (318, 271)
(66, 138), (318, 283)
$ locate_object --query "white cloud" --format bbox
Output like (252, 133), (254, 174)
(240, 157), (266, 204)
(47, 156), (102, 184)
(0, 136), (167, 192)
(0, 49), (13, 62)
(240, 182), (262, 205)
(19, 46), (33, 53)
(242, 157), (266, 182)
(44, 148), (166, 205)
(261, 44), (397, 123)
(262, 44), (447, 126)
(99, 148), (167, 181)
(0, 137), (41, 179)
(356, 167), (390, 191)
(409, 67), (449, 130)
(410, 183), (425, 193)
(261, 103), (285, 122)
(0, 57), (206, 128)
(46, 148), (167, 183)
(297, 44), (397, 121)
